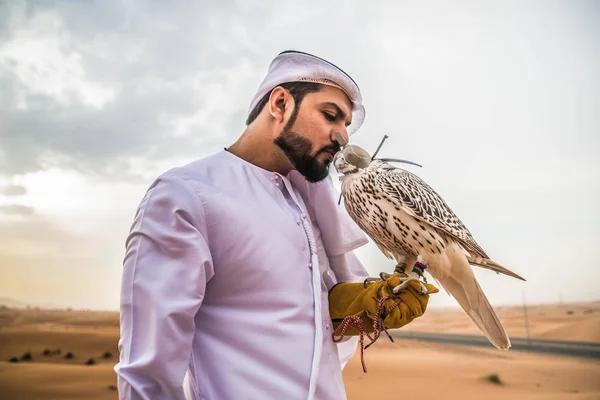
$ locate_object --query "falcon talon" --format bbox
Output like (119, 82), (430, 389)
(363, 277), (381, 287)
(391, 271), (428, 294)
(379, 272), (391, 280)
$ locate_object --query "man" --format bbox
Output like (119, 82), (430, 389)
(114, 50), (436, 400)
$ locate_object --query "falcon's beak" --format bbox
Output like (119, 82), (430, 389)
(333, 153), (348, 173)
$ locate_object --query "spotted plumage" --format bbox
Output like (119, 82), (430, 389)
(333, 146), (525, 351)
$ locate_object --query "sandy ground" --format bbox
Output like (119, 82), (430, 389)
(0, 301), (598, 399)
(344, 340), (600, 400)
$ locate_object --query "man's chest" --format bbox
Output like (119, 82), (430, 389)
(200, 183), (321, 297)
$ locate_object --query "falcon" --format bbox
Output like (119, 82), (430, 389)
(332, 140), (525, 351)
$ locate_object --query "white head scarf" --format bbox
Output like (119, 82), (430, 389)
(248, 50), (366, 135)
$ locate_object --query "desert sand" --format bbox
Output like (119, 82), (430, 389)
(0, 301), (598, 399)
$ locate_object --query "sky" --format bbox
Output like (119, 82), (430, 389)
(0, 0), (598, 311)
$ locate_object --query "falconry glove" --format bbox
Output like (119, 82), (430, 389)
(328, 267), (438, 372)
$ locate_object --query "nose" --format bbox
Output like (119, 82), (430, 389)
(332, 130), (349, 148)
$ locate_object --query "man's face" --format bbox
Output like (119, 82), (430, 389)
(274, 85), (353, 182)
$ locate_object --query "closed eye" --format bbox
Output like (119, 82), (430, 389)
(323, 112), (336, 122)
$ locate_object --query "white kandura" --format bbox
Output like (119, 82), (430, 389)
(114, 150), (371, 400)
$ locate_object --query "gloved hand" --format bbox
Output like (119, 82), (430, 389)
(328, 270), (438, 372)
(329, 271), (439, 337)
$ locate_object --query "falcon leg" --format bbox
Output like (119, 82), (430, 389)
(392, 258), (429, 294)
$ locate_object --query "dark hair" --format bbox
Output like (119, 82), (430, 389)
(245, 81), (323, 126)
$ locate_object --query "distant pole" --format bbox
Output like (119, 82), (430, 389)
(522, 289), (531, 346)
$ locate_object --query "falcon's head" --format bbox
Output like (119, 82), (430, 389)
(333, 144), (372, 175)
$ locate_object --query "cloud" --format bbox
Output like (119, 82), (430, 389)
(0, 204), (34, 216)
(1, 1), (599, 310)
(0, 0), (294, 179)
(0, 184), (26, 196)
(0, 0), (390, 182)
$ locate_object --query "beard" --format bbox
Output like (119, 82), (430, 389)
(274, 126), (340, 183)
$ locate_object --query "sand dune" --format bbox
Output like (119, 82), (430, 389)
(0, 362), (117, 400)
(343, 340), (600, 400)
(0, 308), (118, 367)
(0, 302), (598, 399)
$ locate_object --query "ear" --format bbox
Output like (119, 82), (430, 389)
(268, 86), (295, 124)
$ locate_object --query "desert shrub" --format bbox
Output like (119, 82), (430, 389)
(20, 352), (32, 361)
(102, 351), (113, 359)
(484, 373), (503, 385)
(567, 310), (575, 315)
(64, 352), (74, 359)
(9, 357), (19, 363)
(85, 358), (96, 365)
(42, 349), (52, 356)
(52, 348), (62, 355)
(107, 385), (117, 391)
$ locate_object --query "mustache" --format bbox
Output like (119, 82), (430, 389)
(316, 143), (341, 156)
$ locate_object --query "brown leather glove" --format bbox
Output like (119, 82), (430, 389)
(329, 271), (439, 372)
(329, 272), (439, 337)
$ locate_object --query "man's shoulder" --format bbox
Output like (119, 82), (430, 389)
(164, 151), (225, 179)
(151, 150), (238, 192)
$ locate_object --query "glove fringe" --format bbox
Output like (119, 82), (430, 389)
(332, 295), (404, 373)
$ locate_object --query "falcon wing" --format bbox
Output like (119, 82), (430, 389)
(373, 162), (488, 258)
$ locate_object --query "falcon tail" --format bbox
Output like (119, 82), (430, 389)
(435, 254), (511, 350)
(468, 257), (526, 281)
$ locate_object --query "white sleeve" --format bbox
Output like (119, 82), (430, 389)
(114, 173), (214, 400)
(327, 250), (370, 290)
